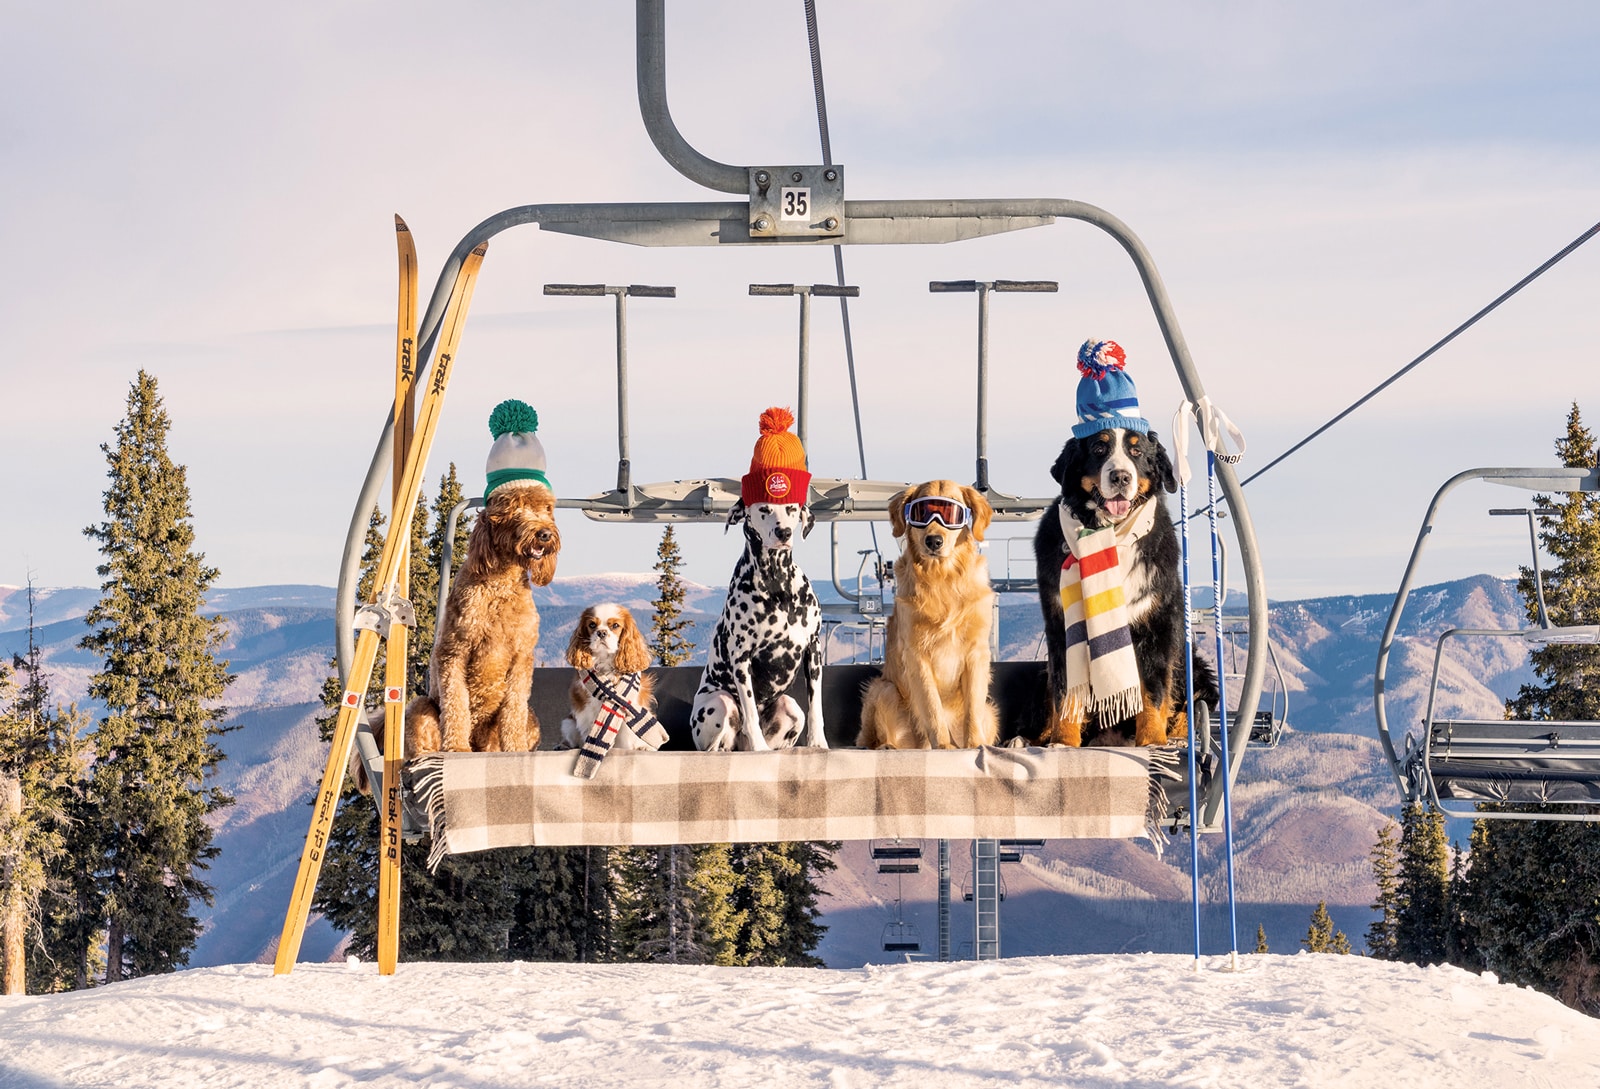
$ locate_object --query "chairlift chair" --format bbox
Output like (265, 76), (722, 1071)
(871, 840), (923, 875)
(1375, 467), (1600, 821)
(282, 0), (1272, 976)
(1217, 615), (1288, 747)
(881, 921), (922, 954)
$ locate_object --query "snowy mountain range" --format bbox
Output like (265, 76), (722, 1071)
(0, 571), (1536, 968)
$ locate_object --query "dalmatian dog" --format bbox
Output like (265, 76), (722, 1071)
(690, 500), (827, 752)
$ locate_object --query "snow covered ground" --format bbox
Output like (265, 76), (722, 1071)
(3, 954), (1597, 1087)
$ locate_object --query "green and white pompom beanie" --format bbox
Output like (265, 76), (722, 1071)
(484, 399), (551, 497)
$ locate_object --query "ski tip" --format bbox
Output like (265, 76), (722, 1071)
(394, 214), (409, 232)
(470, 242), (488, 257)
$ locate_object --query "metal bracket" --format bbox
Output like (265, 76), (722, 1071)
(749, 166), (844, 239)
(353, 589), (417, 634)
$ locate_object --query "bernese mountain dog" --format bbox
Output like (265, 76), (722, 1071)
(1032, 425), (1218, 746)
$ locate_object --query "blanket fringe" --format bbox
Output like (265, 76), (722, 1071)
(407, 754), (449, 873)
(1144, 743), (1184, 857)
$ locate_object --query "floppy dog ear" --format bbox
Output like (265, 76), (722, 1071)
(887, 487), (910, 539)
(614, 609), (653, 674)
(725, 500), (746, 533)
(1049, 438), (1082, 488)
(566, 610), (595, 670)
(1148, 431), (1179, 495)
(800, 505), (815, 539)
(960, 485), (994, 543)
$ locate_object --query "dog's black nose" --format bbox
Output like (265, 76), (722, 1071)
(1108, 468), (1133, 491)
(775, 526), (792, 543)
(925, 534), (943, 552)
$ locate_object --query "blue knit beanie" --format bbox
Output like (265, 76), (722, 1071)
(1071, 338), (1150, 439)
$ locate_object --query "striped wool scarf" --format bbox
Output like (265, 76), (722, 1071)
(1058, 499), (1159, 726)
(571, 670), (668, 779)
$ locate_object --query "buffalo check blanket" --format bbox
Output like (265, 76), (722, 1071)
(412, 745), (1180, 869)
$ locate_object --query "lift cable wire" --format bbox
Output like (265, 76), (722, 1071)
(1230, 219), (1600, 496)
(803, 0), (881, 560)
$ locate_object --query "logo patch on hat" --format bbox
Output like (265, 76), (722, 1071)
(767, 472), (791, 499)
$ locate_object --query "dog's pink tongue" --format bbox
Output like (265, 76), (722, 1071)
(1104, 496), (1131, 518)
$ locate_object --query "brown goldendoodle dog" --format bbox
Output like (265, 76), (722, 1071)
(857, 480), (997, 749)
(405, 481), (560, 755)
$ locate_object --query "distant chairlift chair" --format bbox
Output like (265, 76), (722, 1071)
(1375, 467), (1600, 821)
(874, 840), (923, 954)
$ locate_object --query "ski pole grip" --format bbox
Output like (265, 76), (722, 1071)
(626, 285), (676, 298)
(811, 284), (860, 297)
(928, 280), (978, 293)
(749, 284), (797, 296)
(993, 280), (1059, 293)
(543, 284), (606, 296)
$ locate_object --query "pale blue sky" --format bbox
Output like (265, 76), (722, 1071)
(3, 2), (1597, 600)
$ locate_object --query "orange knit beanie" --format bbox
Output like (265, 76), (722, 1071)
(741, 406), (811, 505)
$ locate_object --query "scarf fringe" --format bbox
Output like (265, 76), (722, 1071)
(1092, 686), (1144, 728)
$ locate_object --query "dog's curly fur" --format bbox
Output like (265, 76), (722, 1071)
(858, 481), (998, 749)
(404, 482), (560, 755)
(558, 603), (655, 749)
(1033, 427), (1218, 747)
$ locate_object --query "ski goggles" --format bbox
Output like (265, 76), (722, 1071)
(903, 496), (970, 529)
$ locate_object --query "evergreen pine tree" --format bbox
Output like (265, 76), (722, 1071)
(731, 843), (794, 966)
(1458, 406), (1600, 1015)
(614, 845), (702, 964)
(509, 848), (586, 962)
(1253, 924), (1269, 954)
(1302, 902), (1350, 954)
(1394, 801), (1451, 965)
(1366, 818), (1401, 959)
(688, 843), (743, 966)
(0, 598), (83, 994)
(79, 371), (234, 982)
(1508, 403), (1600, 721)
(770, 841), (836, 967)
(575, 846), (617, 963)
(648, 526), (694, 667)
(1446, 838), (1477, 969)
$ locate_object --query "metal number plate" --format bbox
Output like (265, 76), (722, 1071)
(748, 165), (843, 239)
(780, 187), (810, 221)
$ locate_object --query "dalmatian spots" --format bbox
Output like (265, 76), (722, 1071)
(691, 500), (827, 752)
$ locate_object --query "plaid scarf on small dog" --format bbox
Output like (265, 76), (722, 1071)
(572, 670), (668, 779)
(1059, 499), (1158, 726)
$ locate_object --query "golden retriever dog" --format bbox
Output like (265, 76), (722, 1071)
(404, 481), (560, 755)
(858, 480), (998, 749)
(558, 603), (656, 749)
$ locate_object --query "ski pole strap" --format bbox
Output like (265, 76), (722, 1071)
(1171, 398), (1245, 485)
(1196, 396), (1246, 465)
(572, 670), (668, 779)
(1171, 402), (1197, 485)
